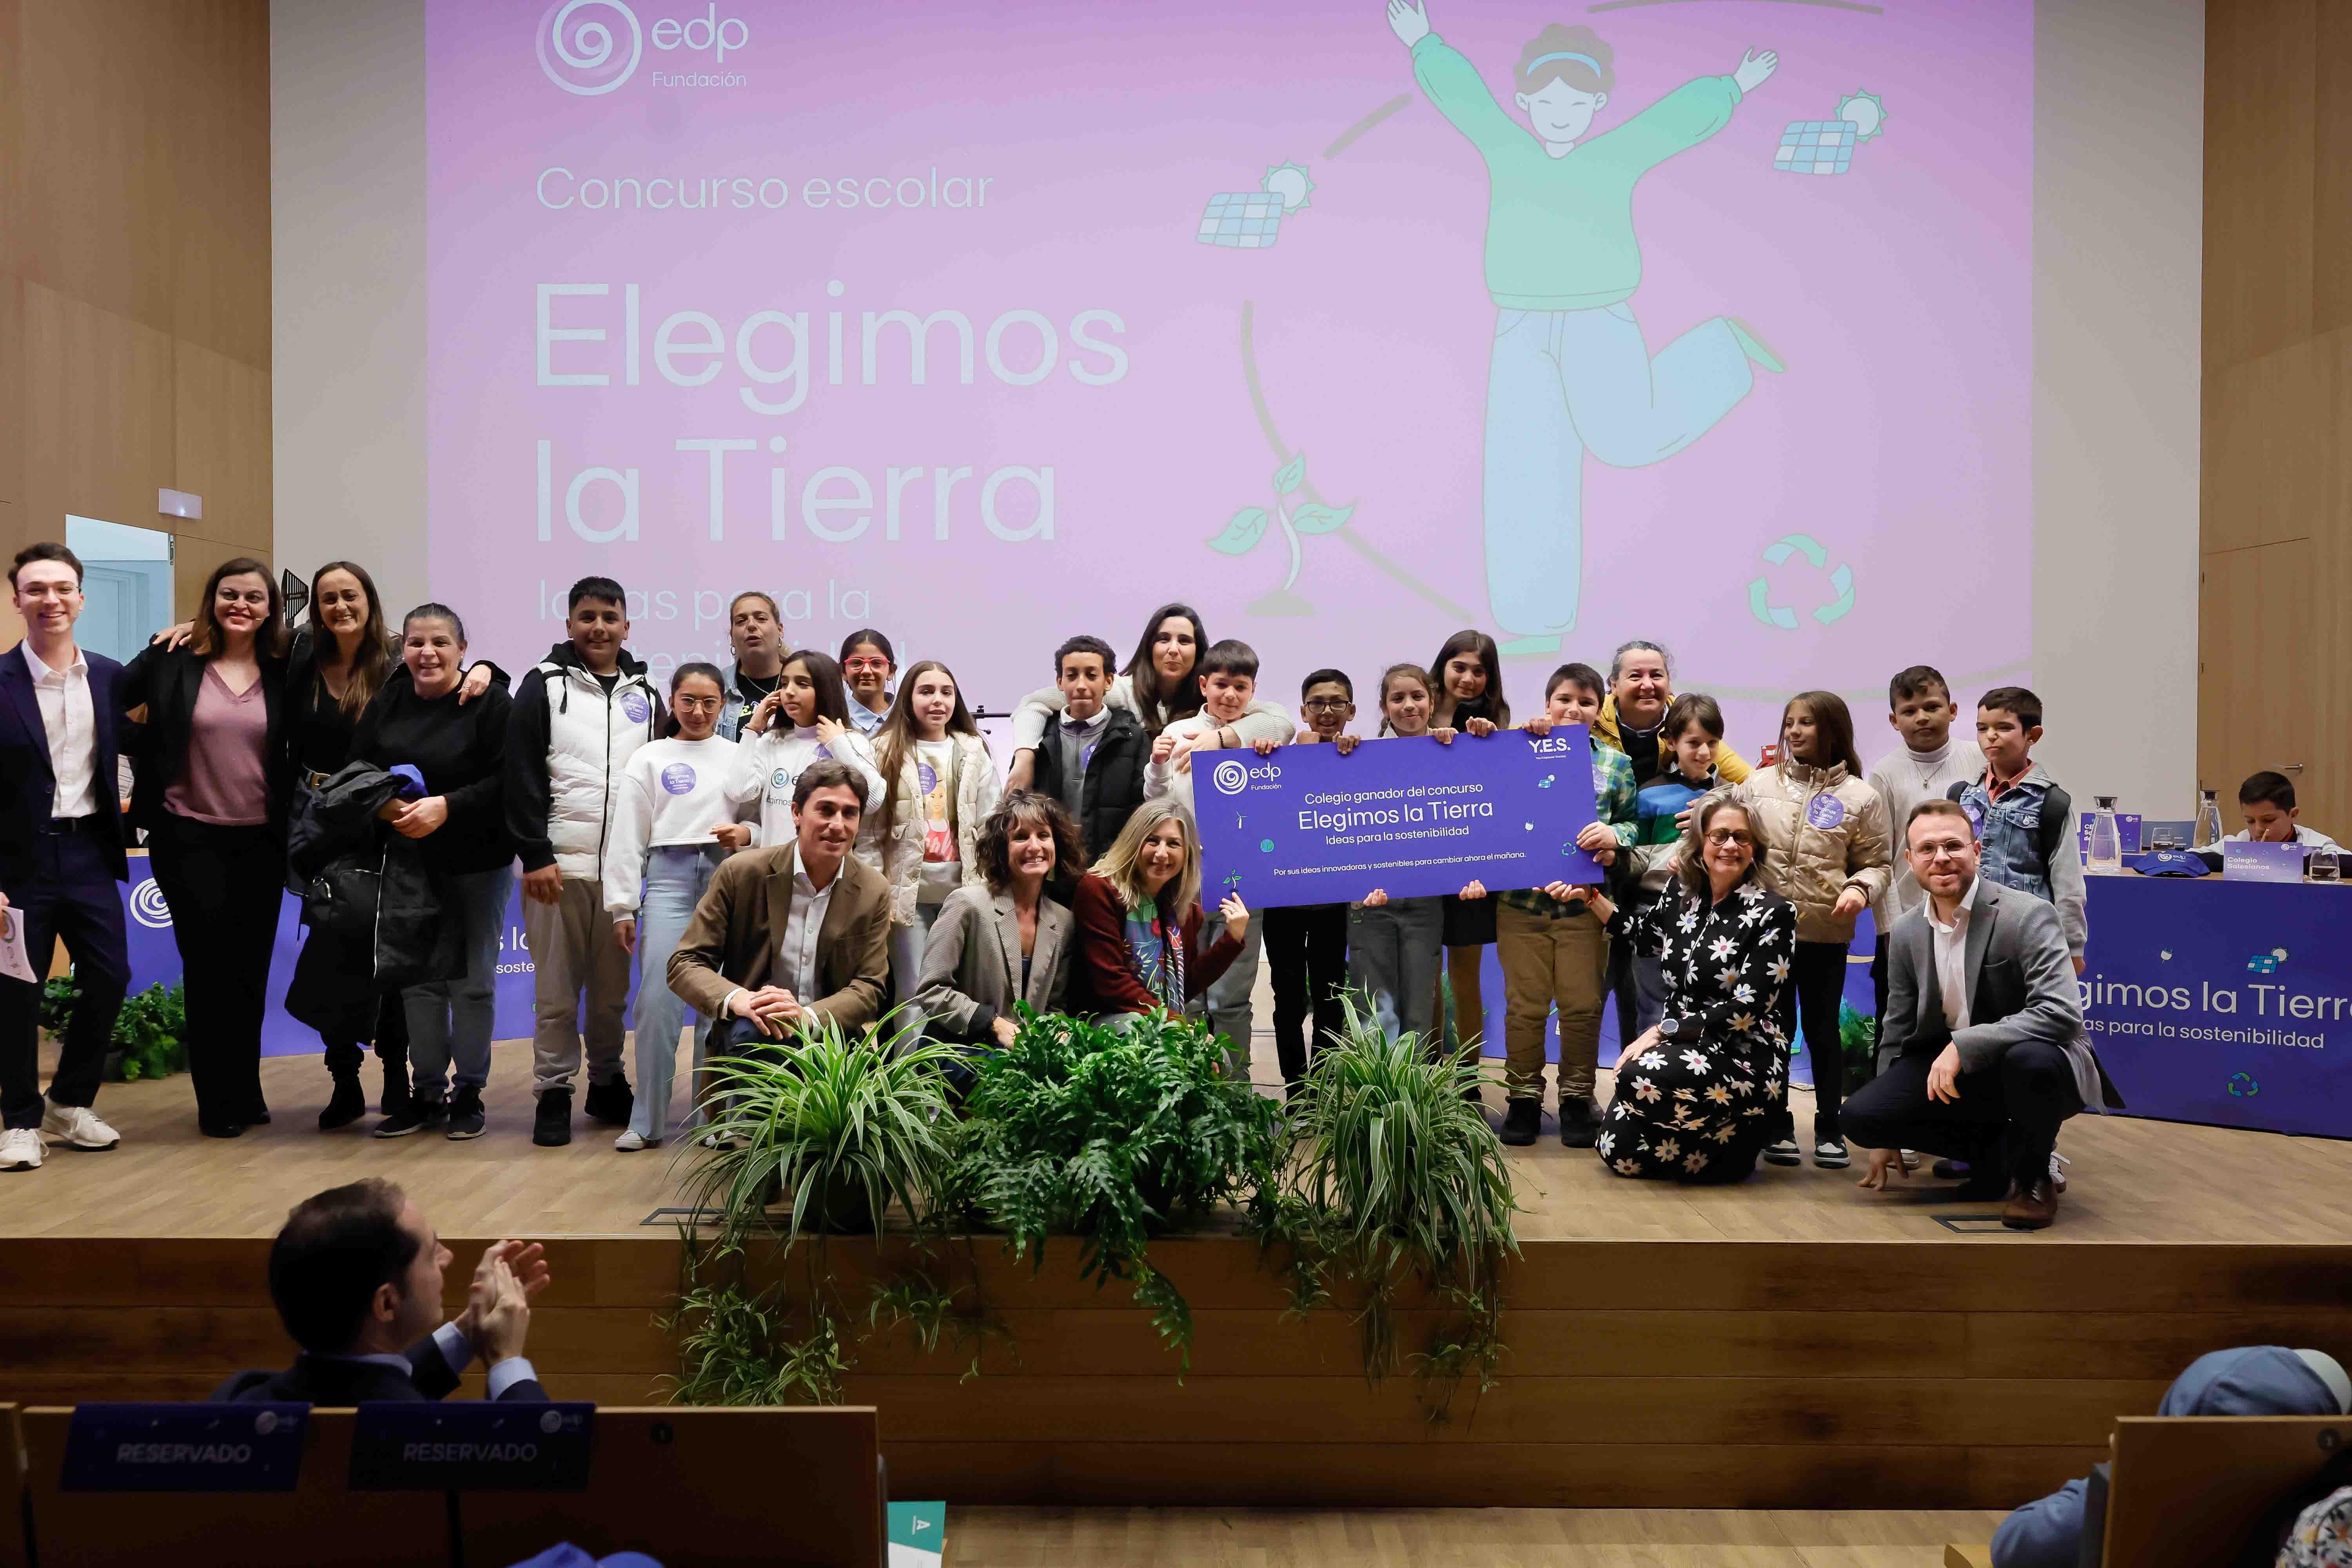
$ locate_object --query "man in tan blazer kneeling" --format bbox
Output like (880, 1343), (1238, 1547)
(668, 759), (893, 1045)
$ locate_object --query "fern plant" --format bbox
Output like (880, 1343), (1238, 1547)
(1267, 994), (1518, 1421)
(944, 1007), (1284, 1366)
(42, 978), (187, 1082)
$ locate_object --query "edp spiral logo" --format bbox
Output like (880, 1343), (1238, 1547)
(130, 878), (173, 929)
(1210, 760), (1250, 797)
(538, 0), (642, 96)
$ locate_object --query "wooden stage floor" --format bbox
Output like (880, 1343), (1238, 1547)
(12, 1035), (2352, 1512)
(11, 1035), (2352, 1243)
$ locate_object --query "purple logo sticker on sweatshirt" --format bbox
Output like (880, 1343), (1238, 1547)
(621, 690), (652, 725)
(1805, 794), (1846, 831)
(660, 763), (697, 796)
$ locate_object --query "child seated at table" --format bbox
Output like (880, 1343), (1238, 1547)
(2229, 770), (2342, 852)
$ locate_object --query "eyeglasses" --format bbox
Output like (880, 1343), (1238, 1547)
(673, 695), (723, 713)
(1703, 829), (1755, 848)
(1302, 697), (1352, 711)
(842, 658), (891, 673)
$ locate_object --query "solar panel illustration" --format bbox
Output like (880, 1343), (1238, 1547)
(1197, 191), (1285, 248)
(1775, 120), (1855, 175)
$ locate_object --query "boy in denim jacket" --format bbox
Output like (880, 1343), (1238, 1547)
(1947, 686), (2087, 975)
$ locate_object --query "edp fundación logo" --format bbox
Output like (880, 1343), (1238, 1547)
(538, 0), (751, 96)
(131, 878), (173, 929)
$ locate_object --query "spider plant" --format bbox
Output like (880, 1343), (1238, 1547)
(677, 1012), (962, 1250)
(1271, 993), (1518, 1419)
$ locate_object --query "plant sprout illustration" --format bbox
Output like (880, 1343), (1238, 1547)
(1207, 452), (1356, 616)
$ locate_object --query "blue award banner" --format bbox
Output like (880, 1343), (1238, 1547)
(1195, 728), (1606, 909)
(2082, 876), (2352, 1139)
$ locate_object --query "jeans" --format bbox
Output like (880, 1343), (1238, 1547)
(1196, 906), (1263, 1076)
(626, 845), (722, 1142)
(1773, 939), (1852, 1141)
(1485, 303), (1753, 641)
(1497, 902), (1608, 1104)
(0, 824), (127, 1129)
(1606, 893), (1668, 1051)
(405, 864), (514, 1101)
(524, 874), (630, 1095)
(1347, 897), (1443, 1043)
(1264, 902), (1347, 1087)
(885, 902), (946, 1045)
(146, 814), (284, 1129)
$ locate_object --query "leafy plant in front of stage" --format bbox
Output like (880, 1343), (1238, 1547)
(1261, 994), (1519, 1425)
(662, 1011), (970, 1405)
(940, 1006), (1287, 1371)
(1838, 1002), (1878, 1085)
(41, 977), (187, 1082)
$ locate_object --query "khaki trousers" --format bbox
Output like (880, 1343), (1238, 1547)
(1497, 902), (1609, 1103)
(524, 875), (631, 1095)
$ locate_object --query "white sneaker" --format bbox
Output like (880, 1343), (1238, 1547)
(614, 1130), (649, 1152)
(42, 1103), (120, 1151)
(0, 1127), (44, 1171)
(2050, 1150), (2070, 1194)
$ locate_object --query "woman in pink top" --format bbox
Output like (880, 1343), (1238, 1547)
(118, 557), (290, 1138)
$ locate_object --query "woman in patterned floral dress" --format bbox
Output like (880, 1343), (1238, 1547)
(1543, 796), (1795, 1184)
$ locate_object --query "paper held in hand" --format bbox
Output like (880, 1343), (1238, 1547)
(0, 907), (35, 984)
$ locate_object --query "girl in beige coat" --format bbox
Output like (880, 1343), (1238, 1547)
(1726, 691), (1891, 1170)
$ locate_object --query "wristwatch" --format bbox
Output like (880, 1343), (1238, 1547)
(1658, 1017), (1681, 1041)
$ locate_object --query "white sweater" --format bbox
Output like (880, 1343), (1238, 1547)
(725, 723), (885, 849)
(1143, 711), (1233, 814)
(602, 736), (761, 916)
(1866, 737), (1987, 924)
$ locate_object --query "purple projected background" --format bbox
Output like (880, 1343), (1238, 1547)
(427, 0), (2031, 741)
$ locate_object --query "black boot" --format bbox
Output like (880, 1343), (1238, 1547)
(1557, 1096), (1598, 1149)
(534, 1088), (575, 1147)
(583, 1074), (634, 1127)
(1499, 1098), (1542, 1146)
(318, 1067), (365, 1130)
(377, 1044), (413, 1121)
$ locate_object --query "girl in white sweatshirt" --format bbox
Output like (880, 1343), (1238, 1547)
(603, 663), (760, 1149)
(862, 659), (1002, 1026)
(725, 648), (886, 848)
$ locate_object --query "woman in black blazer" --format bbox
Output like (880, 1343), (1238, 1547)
(119, 557), (292, 1137)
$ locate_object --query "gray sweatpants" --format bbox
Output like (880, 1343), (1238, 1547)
(523, 875), (630, 1095)
(1347, 896), (1444, 1043)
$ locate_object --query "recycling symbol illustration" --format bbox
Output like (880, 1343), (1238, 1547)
(1749, 532), (1856, 630)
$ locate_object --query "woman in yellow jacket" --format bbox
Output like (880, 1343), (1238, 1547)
(1725, 691), (1890, 1170)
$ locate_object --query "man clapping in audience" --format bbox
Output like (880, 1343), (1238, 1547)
(214, 1178), (551, 1403)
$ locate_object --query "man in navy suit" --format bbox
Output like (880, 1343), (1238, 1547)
(214, 1178), (553, 1403)
(0, 543), (131, 1172)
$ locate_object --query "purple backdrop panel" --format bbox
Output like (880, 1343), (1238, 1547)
(2082, 875), (2352, 1139)
(1197, 728), (1604, 910)
(116, 862), (627, 1058)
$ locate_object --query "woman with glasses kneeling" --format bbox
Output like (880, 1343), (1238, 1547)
(912, 792), (1081, 1053)
(1541, 797), (1795, 1185)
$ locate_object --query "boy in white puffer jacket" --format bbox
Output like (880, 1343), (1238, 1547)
(505, 577), (664, 1148)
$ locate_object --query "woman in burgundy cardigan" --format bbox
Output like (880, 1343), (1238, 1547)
(1067, 800), (1251, 1024)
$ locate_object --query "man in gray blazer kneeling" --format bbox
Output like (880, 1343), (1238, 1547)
(1844, 798), (2118, 1230)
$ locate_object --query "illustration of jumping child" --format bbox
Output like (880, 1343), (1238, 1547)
(1386, 1), (1784, 652)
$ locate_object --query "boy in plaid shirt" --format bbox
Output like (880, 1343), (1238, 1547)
(1496, 664), (1637, 1147)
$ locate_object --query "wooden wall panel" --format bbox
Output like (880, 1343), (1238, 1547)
(2201, 0), (2352, 835)
(12, 0), (176, 338)
(19, 282), (176, 537)
(2198, 541), (2314, 816)
(165, 0), (270, 368)
(0, 0), (269, 604)
(174, 343), (272, 552)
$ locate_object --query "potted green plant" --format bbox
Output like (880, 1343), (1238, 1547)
(1269, 995), (1519, 1419)
(42, 977), (187, 1082)
(944, 1007), (1285, 1364)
